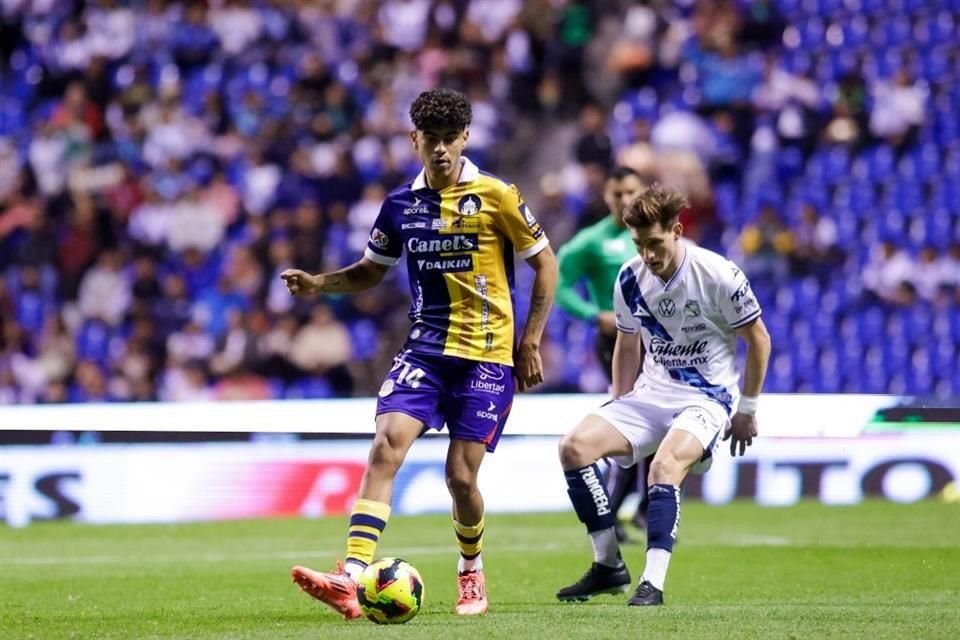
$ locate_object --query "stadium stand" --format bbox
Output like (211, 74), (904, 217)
(0, 0), (957, 403)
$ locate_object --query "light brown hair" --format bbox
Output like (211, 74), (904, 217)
(622, 183), (689, 230)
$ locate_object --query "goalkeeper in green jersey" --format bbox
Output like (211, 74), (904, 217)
(556, 166), (650, 541)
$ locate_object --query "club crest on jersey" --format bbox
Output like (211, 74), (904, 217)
(370, 228), (390, 249)
(658, 298), (676, 317)
(683, 301), (701, 317)
(457, 194), (482, 216)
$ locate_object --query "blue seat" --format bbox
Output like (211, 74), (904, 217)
(904, 305), (935, 339)
(883, 340), (911, 370)
(857, 307), (887, 345)
(811, 313), (837, 345)
(906, 369), (935, 395)
(950, 309), (960, 342)
(791, 341), (818, 379)
(858, 365), (890, 394)
(880, 208), (907, 239)
(931, 341), (957, 378)
(839, 337), (864, 370)
(285, 377), (334, 399)
(790, 318), (813, 343)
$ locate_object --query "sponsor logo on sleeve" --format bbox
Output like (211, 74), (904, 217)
(730, 280), (752, 303)
(370, 228), (390, 249)
(521, 203), (538, 227)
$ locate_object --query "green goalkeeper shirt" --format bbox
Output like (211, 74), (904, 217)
(556, 215), (638, 322)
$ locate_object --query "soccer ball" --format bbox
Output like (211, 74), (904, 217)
(356, 557), (425, 624)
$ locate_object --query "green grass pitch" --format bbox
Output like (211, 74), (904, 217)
(2, 501), (958, 639)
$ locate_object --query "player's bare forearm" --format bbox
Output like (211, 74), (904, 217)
(519, 246), (558, 348)
(612, 331), (643, 397)
(280, 257), (388, 297)
(736, 317), (771, 398)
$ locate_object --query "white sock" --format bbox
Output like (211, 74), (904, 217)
(344, 559), (365, 582)
(642, 548), (671, 590)
(589, 527), (622, 567)
(458, 553), (483, 573)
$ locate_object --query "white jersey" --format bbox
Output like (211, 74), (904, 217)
(613, 244), (761, 414)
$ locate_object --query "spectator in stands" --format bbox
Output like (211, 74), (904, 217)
(862, 240), (915, 306)
(78, 249), (130, 326)
(0, 0), (954, 402)
(289, 303), (353, 396)
(869, 68), (926, 156)
(825, 67), (870, 149)
(575, 102), (614, 171)
(737, 204), (794, 283)
(789, 203), (843, 281)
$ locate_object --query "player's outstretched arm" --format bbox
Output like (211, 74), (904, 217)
(516, 245), (558, 391)
(724, 317), (772, 456)
(280, 257), (390, 297)
(611, 330), (643, 398)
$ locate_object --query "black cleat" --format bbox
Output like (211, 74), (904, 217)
(556, 562), (631, 601)
(627, 579), (664, 606)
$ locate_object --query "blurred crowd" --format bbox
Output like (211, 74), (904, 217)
(0, 0), (601, 403)
(0, 0), (957, 403)
(546, 0), (959, 395)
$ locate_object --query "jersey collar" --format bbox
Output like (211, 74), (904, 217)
(659, 242), (689, 291)
(412, 156), (479, 191)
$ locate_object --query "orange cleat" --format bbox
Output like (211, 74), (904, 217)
(291, 562), (362, 620)
(455, 570), (488, 615)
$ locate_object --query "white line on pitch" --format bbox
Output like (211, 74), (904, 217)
(3, 536), (793, 566)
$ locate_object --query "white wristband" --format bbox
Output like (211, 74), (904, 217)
(737, 395), (759, 416)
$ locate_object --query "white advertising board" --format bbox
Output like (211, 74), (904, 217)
(1, 432), (958, 527)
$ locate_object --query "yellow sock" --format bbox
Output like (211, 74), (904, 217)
(345, 499), (391, 569)
(453, 517), (484, 560)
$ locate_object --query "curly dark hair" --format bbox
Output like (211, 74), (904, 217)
(409, 88), (472, 132)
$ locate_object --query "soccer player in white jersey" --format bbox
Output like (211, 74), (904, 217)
(555, 184), (771, 606)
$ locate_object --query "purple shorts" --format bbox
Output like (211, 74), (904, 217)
(375, 349), (514, 452)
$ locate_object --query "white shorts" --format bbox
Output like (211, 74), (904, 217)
(590, 384), (730, 471)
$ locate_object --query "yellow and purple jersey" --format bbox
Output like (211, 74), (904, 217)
(364, 157), (548, 366)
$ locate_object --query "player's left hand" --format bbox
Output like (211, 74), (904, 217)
(514, 342), (544, 392)
(724, 413), (758, 457)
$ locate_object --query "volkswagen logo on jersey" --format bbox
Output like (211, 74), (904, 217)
(457, 194), (482, 216)
(658, 298), (676, 317)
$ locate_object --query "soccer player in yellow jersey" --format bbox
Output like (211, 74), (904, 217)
(281, 88), (558, 618)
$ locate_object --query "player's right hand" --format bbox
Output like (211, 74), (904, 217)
(280, 269), (320, 297)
